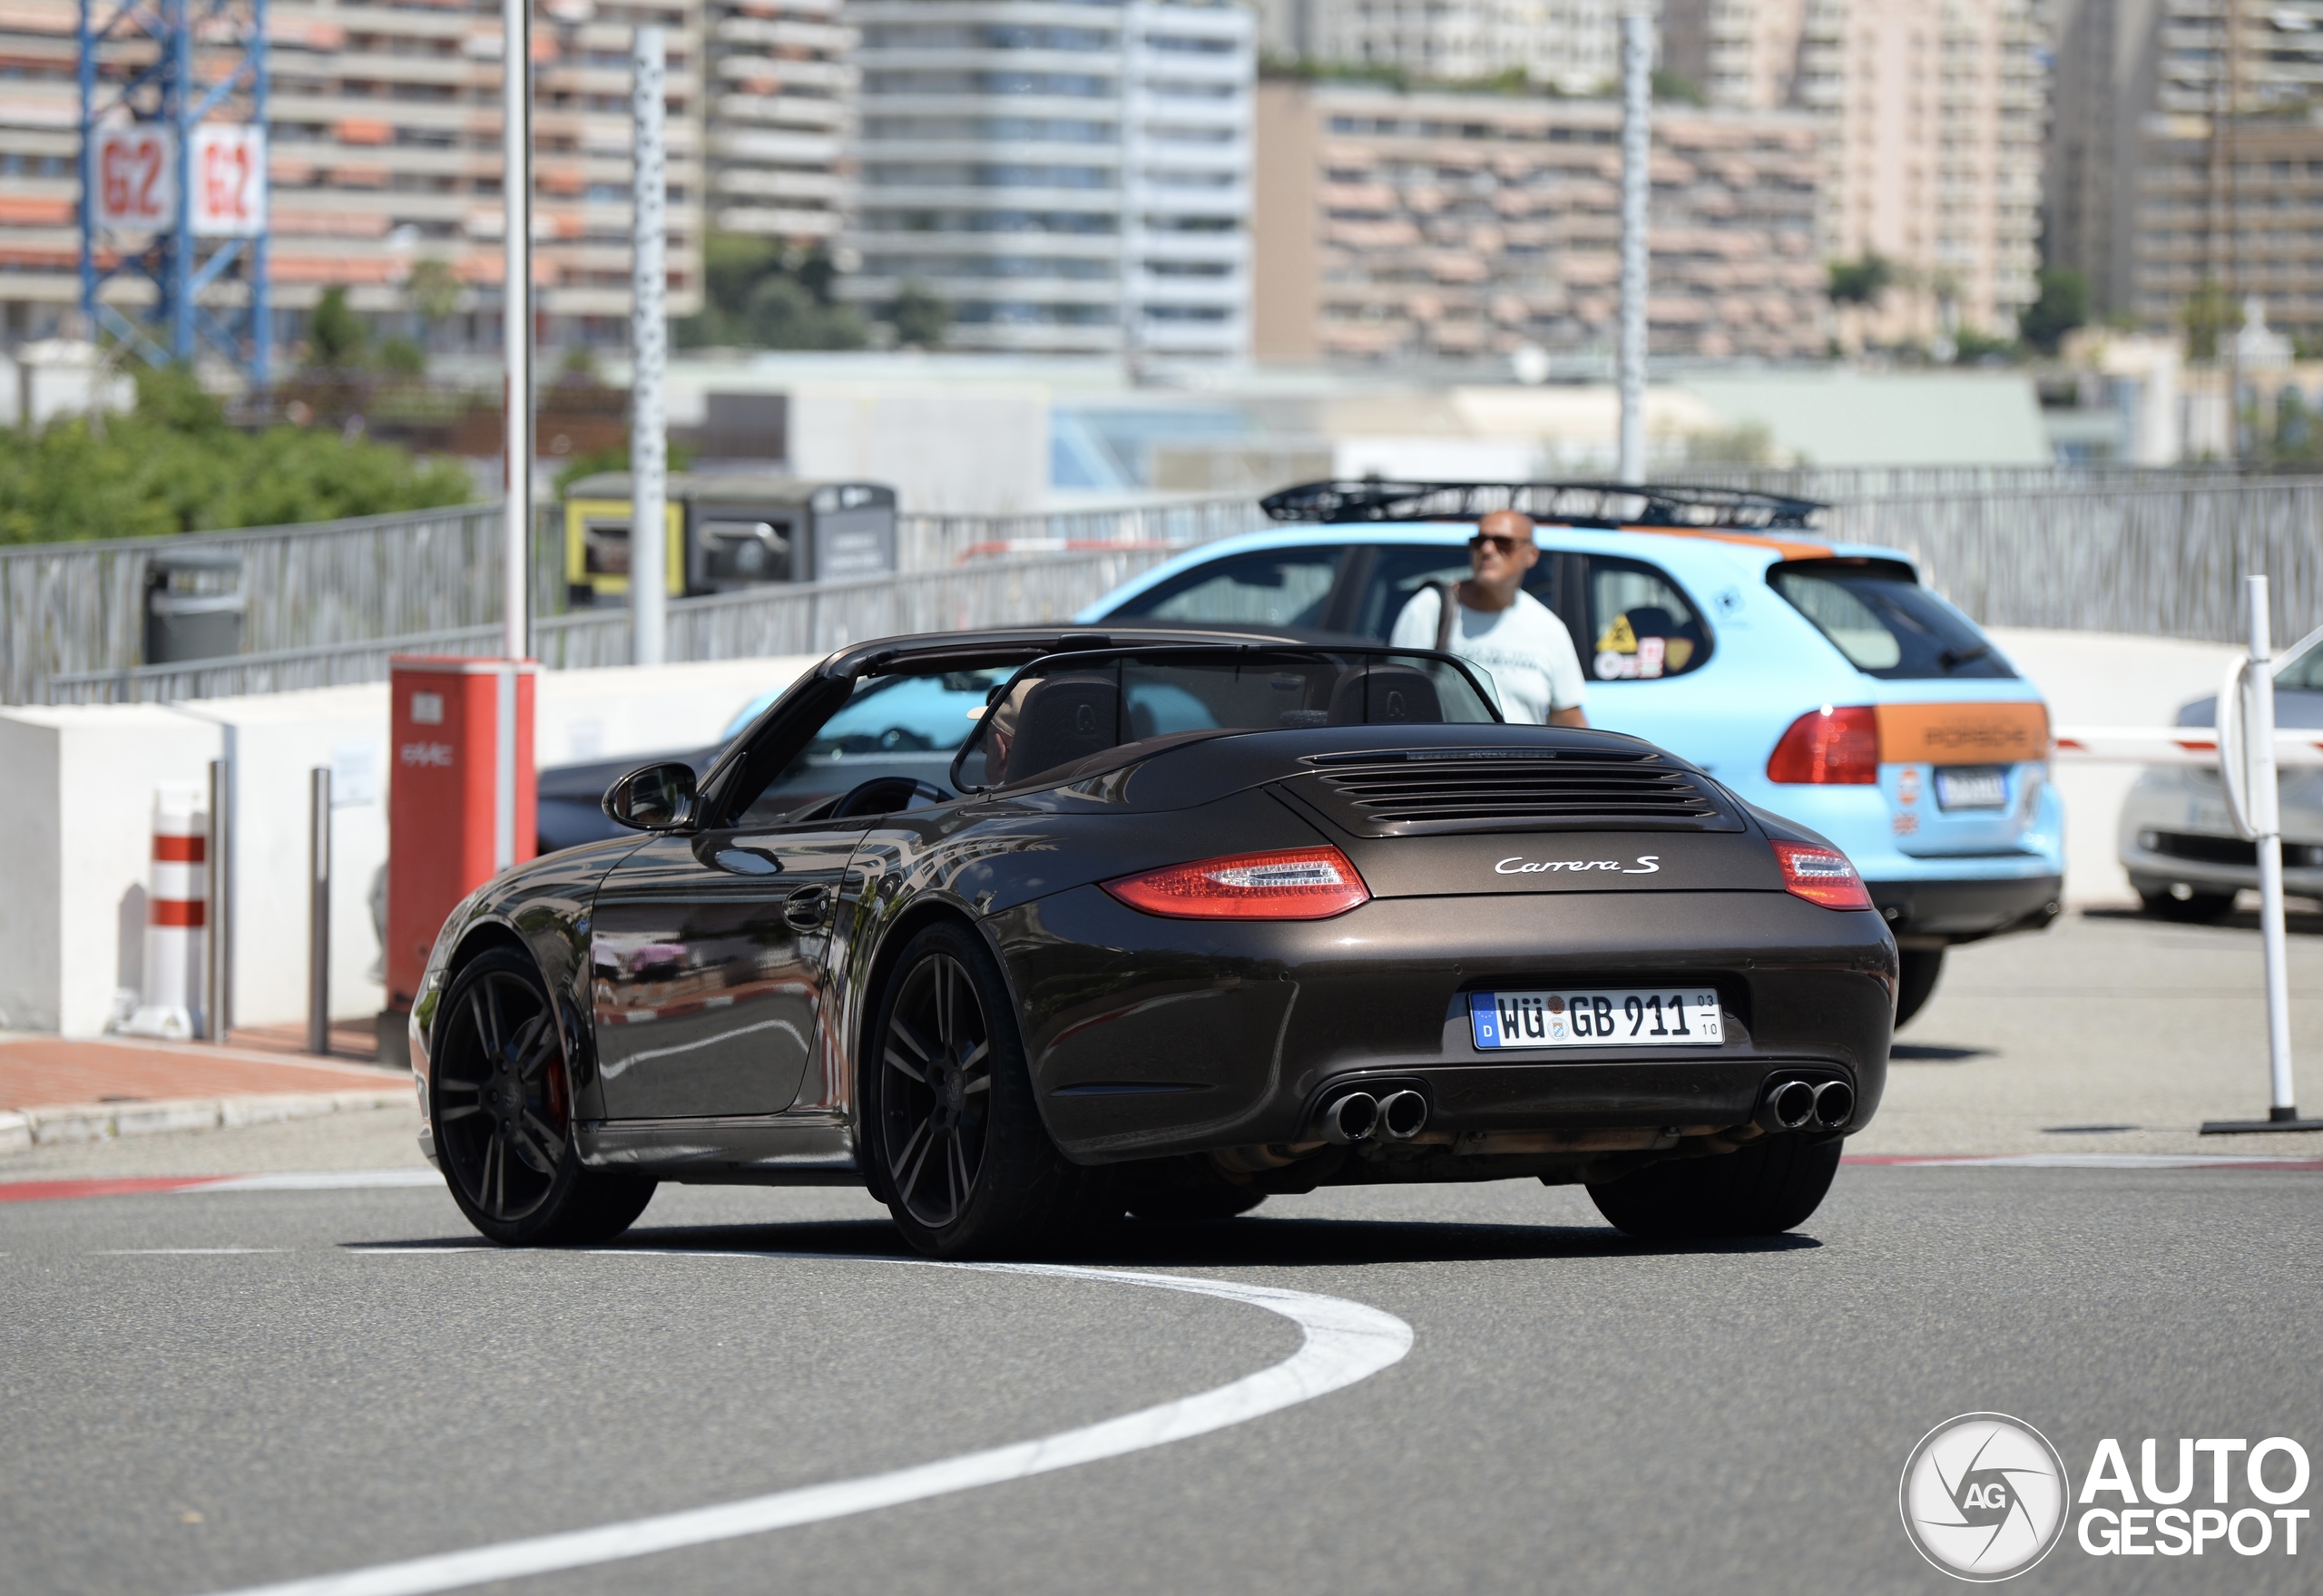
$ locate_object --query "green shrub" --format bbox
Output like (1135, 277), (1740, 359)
(0, 363), (475, 544)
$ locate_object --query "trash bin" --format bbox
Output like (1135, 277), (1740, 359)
(143, 546), (245, 664)
(561, 473), (897, 606)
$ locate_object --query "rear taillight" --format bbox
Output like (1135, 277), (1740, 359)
(1766, 705), (1879, 784)
(1773, 842), (1873, 911)
(1103, 846), (1370, 920)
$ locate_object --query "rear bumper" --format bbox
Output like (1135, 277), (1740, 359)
(1863, 873), (2063, 945)
(991, 886), (1895, 1166)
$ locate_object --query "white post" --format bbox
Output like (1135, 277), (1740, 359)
(2245, 576), (2299, 1120)
(1616, 1), (1652, 485)
(501, 0), (532, 662)
(307, 766), (331, 1056)
(630, 24), (669, 667)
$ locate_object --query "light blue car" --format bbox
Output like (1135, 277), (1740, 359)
(1078, 483), (2063, 1025)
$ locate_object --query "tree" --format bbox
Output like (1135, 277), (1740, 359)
(678, 234), (868, 350)
(2018, 267), (2088, 355)
(0, 363), (473, 543)
(887, 281), (950, 349)
(2182, 279), (2235, 362)
(407, 258), (460, 324)
(1652, 68), (1706, 105)
(404, 257), (460, 364)
(307, 286), (368, 369)
(1827, 254), (1895, 306)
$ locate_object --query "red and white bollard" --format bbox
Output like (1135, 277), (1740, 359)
(122, 781), (209, 1041)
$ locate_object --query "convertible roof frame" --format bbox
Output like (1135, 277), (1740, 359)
(1259, 480), (1827, 532)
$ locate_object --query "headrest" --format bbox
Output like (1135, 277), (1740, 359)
(1004, 672), (1121, 785)
(1327, 663), (1444, 727)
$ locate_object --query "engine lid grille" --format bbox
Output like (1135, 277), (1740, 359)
(1291, 747), (1737, 836)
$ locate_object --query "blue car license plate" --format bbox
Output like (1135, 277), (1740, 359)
(1469, 989), (1723, 1050)
(1934, 766), (2008, 810)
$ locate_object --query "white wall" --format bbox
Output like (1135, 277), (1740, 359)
(0, 706), (225, 1033)
(789, 383), (1050, 514)
(174, 685), (395, 1032)
(0, 342), (137, 428)
(0, 656), (820, 1037)
(534, 656), (817, 767)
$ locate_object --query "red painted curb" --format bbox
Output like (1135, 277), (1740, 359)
(0, 1176), (228, 1203)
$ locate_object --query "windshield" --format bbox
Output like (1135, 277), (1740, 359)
(733, 669), (1010, 825)
(1769, 563), (2016, 681)
(953, 648), (1501, 790)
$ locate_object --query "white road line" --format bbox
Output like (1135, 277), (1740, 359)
(1864, 1152), (2323, 1170)
(97, 1248), (287, 1256)
(189, 1170), (443, 1192)
(189, 1249), (1414, 1596)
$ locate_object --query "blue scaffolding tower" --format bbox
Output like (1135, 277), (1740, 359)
(78, 0), (271, 385)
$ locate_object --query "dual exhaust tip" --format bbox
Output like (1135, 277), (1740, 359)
(1318, 1089), (1429, 1144)
(1758, 1077), (1854, 1134)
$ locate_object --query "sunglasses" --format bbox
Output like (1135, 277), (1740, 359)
(1467, 533), (1531, 553)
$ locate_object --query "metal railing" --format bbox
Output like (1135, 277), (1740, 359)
(898, 494), (1268, 568)
(1661, 463), (2248, 502)
(1822, 477), (2323, 646)
(22, 467), (2323, 704)
(45, 544), (1186, 704)
(1, 502), (512, 708)
(6, 493), (1264, 705)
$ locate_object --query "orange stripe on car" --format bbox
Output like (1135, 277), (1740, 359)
(1875, 701), (2051, 766)
(1612, 524), (1834, 561)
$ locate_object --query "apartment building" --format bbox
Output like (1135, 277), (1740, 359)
(1252, 80), (1826, 364)
(1663, 0), (2045, 346)
(0, 0), (705, 357)
(707, 0), (853, 242)
(841, 0), (1255, 361)
(2053, 0), (2323, 338)
(1259, 0), (1621, 93)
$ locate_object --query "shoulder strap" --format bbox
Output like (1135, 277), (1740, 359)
(1434, 581), (1458, 651)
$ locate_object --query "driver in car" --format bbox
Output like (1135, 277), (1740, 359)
(1388, 508), (1588, 727)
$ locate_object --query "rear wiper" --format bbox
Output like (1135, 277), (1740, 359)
(1937, 642), (1991, 671)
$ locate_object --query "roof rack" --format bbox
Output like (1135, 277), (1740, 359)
(1258, 480), (1827, 531)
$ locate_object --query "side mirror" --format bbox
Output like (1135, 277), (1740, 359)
(603, 762), (699, 831)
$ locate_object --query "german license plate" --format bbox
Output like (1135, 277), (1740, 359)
(1468, 989), (1723, 1049)
(1934, 766), (2008, 810)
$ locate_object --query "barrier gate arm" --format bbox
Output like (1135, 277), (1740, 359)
(2049, 727), (2323, 768)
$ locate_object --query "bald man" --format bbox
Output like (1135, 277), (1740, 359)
(1388, 509), (1588, 727)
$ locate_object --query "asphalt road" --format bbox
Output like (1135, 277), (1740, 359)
(5, 1163), (2318, 1596)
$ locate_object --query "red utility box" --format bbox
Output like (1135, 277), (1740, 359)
(386, 656), (537, 1018)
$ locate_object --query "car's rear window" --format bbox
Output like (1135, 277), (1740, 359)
(1769, 563), (2016, 680)
(1105, 546), (1346, 630)
(954, 649), (1500, 789)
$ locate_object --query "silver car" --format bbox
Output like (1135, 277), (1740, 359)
(2119, 631), (2323, 921)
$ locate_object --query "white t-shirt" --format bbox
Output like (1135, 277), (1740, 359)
(1389, 585), (1587, 725)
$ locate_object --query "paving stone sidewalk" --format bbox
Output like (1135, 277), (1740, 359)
(0, 1029), (409, 1156)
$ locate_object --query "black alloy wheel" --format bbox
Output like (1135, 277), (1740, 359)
(432, 947), (655, 1246)
(1584, 1132), (1842, 1241)
(1892, 946), (1946, 1029)
(867, 922), (1100, 1258)
(880, 946), (994, 1229)
(2137, 886), (2237, 924)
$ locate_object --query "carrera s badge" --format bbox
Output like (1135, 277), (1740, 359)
(1495, 856), (1661, 875)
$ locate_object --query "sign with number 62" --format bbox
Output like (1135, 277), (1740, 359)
(90, 124), (266, 236)
(191, 124), (266, 237)
(93, 127), (174, 230)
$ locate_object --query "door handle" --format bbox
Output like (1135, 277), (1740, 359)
(782, 885), (830, 929)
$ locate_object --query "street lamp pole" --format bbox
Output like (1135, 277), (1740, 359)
(501, 0), (531, 661)
(1616, 0), (1652, 485)
(631, 25), (668, 667)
